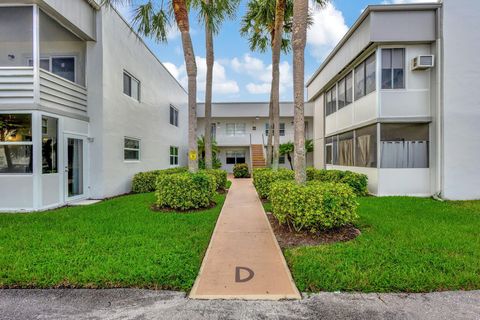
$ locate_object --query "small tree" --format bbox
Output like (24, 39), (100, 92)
(280, 140), (314, 170)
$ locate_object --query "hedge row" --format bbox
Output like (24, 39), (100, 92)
(270, 180), (359, 233)
(252, 168), (295, 199)
(132, 167), (188, 193)
(233, 163), (250, 178)
(253, 168), (368, 199)
(201, 169), (228, 191)
(306, 168), (368, 196)
(156, 172), (216, 210)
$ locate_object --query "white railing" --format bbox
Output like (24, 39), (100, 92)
(0, 67), (87, 114)
(39, 69), (87, 113)
(215, 134), (252, 147)
(0, 67), (35, 105)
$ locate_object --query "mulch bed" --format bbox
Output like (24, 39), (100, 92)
(266, 212), (361, 248)
(150, 201), (217, 213)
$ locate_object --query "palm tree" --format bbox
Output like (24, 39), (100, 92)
(241, 0), (293, 169)
(280, 139), (314, 170)
(292, 0), (327, 183)
(102, 0), (199, 172)
(193, 0), (239, 169)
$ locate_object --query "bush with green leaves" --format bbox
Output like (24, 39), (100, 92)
(132, 167), (188, 193)
(201, 169), (228, 191)
(156, 172), (216, 210)
(270, 180), (359, 233)
(306, 168), (368, 196)
(199, 157), (222, 170)
(252, 168), (295, 199)
(233, 163), (250, 178)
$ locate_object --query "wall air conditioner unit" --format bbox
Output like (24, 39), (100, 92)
(412, 55), (435, 71)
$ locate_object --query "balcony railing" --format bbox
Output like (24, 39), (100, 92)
(215, 134), (252, 147)
(0, 67), (35, 105)
(0, 67), (87, 113)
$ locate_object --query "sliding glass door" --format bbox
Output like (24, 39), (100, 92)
(64, 135), (86, 200)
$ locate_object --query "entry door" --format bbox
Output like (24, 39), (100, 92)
(64, 135), (86, 201)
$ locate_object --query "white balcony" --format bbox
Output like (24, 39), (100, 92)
(215, 134), (252, 147)
(0, 67), (87, 114)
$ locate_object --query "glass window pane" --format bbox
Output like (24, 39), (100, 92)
(42, 116), (58, 174)
(325, 144), (333, 165)
(380, 123), (429, 168)
(365, 54), (376, 95)
(327, 136), (339, 165)
(354, 63), (365, 100)
(236, 123), (246, 135)
(131, 78), (140, 100)
(52, 57), (75, 82)
(338, 78), (345, 109)
(345, 73), (353, 105)
(339, 131), (354, 166)
(355, 124), (377, 168)
(124, 138), (139, 149)
(393, 49), (405, 89)
(124, 150), (139, 161)
(325, 89), (332, 116)
(123, 73), (131, 96)
(0, 114), (32, 142)
(331, 86), (337, 113)
(226, 124), (235, 136)
(279, 123), (285, 136)
(0, 145), (33, 173)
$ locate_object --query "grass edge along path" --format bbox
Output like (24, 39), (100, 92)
(0, 193), (226, 291)
(264, 197), (480, 293)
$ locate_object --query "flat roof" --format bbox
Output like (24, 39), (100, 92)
(306, 2), (442, 87)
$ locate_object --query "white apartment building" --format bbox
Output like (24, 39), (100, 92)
(307, 0), (480, 199)
(197, 102), (314, 173)
(0, 0), (188, 211)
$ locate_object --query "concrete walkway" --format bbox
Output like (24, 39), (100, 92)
(189, 178), (301, 300)
(2, 289), (480, 320)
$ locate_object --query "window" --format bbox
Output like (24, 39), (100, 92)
(338, 78), (345, 109)
(354, 53), (376, 100)
(123, 71), (140, 101)
(265, 123), (285, 136)
(169, 105), (179, 127)
(380, 123), (429, 168)
(226, 123), (246, 136)
(325, 136), (338, 165)
(345, 73), (353, 105)
(211, 123), (217, 140)
(339, 131), (354, 166)
(124, 138), (140, 161)
(42, 116), (58, 174)
(29, 57), (75, 82)
(355, 124), (377, 168)
(226, 151), (246, 165)
(170, 146), (179, 166)
(0, 114), (33, 174)
(279, 155), (286, 164)
(382, 48), (405, 89)
(325, 86), (337, 116)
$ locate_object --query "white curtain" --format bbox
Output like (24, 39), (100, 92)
(356, 135), (371, 167)
(381, 141), (428, 168)
(339, 139), (354, 166)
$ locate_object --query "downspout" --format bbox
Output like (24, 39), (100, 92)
(434, 5), (444, 200)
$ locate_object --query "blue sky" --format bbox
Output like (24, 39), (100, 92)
(116, 0), (436, 102)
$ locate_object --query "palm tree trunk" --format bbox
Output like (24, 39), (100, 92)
(173, 0), (198, 173)
(271, 0), (285, 171)
(204, 0), (213, 170)
(292, 0), (308, 183)
(287, 153), (293, 170)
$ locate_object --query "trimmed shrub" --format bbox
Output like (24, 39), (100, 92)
(233, 163), (250, 178)
(306, 168), (368, 196)
(156, 172), (216, 210)
(202, 169), (228, 191)
(252, 168), (295, 199)
(270, 180), (359, 233)
(132, 167), (188, 193)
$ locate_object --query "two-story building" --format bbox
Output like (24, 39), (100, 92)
(307, 0), (480, 200)
(197, 102), (314, 172)
(0, 0), (188, 211)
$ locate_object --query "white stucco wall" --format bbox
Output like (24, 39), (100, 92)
(93, 8), (188, 198)
(441, 0), (480, 200)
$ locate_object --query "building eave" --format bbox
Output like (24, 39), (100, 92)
(305, 2), (442, 89)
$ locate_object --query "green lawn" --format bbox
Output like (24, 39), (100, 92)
(0, 193), (225, 291)
(275, 197), (480, 293)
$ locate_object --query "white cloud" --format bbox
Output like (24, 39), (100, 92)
(307, 2), (349, 61)
(230, 54), (293, 96)
(164, 57), (240, 98)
